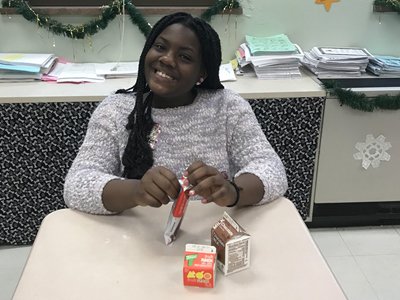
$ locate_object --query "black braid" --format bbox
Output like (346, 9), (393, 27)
(117, 12), (224, 179)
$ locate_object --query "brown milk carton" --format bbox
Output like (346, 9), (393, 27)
(211, 211), (250, 275)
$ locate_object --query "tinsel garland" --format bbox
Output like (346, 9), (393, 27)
(374, 0), (400, 13)
(1, 0), (241, 39)
(2, 0), (151, 38)
(323, 80), (400, 112)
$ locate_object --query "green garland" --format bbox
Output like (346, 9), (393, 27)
(1, 0), (241, 39)
(374, 0), (400, 13)
(322, 80), (400, 112)
(201, 0), (240, 22)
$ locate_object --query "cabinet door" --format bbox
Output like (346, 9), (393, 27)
(314, 98), (400, 203)
(249, 97), (324, 219)
(0, 102), (97, 245)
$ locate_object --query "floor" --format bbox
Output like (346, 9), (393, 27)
(1, 226), (400, 300)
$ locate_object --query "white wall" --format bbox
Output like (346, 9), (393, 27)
(0, 0), (399, 63)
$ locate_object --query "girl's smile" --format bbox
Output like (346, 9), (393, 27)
(155, 70), (175, 81)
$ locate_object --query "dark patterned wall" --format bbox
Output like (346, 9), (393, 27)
(0, 102), (98, 245)
(0, 97), (324, 245)
(249, 97), (325, 219)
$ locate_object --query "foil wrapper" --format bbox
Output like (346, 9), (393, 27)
(164, 175), (192, 245)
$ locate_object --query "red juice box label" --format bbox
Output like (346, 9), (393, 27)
(183, 244), (216, 288)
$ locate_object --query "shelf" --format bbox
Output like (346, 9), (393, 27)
(373, 4), (398, 12)
(0, 6), (242, 16)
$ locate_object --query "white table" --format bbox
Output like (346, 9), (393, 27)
(13, 198), (346, 300)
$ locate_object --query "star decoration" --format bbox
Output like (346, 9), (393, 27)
(353, 134), (392, 170)
(315, 0), (340, 12)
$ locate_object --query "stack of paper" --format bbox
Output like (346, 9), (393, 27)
(56, 63), (105, 83)
(235, 34), (303, 79)
(245, 34), (299, 55)
(0, 53), (57, 82)
(94, 62), (139, 78)
(367, 55), (400, 77)
(301, 47), (372, 78)
(44, 61), (139, 83)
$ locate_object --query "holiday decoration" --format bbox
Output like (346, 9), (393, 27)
(315, 0), (340, 12)
(354, 134), (391, 169)
(1, 0), (241, 39)
(322, 80), (400, 112)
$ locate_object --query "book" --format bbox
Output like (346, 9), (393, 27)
(0, 53), (56, 67)
(0, 63), (41, 73)
(367, 55), (400, 76)
(0, 69), (42, 81)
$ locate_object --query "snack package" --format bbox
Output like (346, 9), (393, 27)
(183, 244), (216, 288)
(164, 175), (192, 245)
(211, 211), (251, 275)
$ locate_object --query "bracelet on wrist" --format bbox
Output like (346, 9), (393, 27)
(227, 180), (242, 207)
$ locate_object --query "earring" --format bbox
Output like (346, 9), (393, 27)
(196, 78), (204, 86)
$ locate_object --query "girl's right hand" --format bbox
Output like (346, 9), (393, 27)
(135, 166), (180, 207)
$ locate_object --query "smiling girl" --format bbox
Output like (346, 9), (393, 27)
(64, 12), (287, 214)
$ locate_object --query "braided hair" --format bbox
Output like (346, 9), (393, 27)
(117, 12), (224, 179)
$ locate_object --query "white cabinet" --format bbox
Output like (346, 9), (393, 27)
(314, 97), (400, 204)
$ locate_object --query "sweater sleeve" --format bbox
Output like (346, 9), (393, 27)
(63, 95), (125, 214)
(227, 93), (288, 205)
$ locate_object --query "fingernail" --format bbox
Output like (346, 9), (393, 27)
(183, 178), (189, 186)
(201, 198), (207, 204)
(183, 170), (188, 176)
(189, 190), (196, 196)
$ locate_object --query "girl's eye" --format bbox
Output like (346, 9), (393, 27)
(153, 43), (165, 51)
(180, 54), (192, 62)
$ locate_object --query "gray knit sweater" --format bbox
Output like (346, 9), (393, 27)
(64, 88), (287, 214)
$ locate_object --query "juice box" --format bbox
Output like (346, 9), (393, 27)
(211, 211), (250, 275)
(183, 244), (216, 288)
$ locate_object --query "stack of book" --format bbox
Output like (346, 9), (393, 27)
(235, 34), (303, 79)
(367, 55), (400, 77)
(0, 53), (57, 82)
(301, 47), (372, 78)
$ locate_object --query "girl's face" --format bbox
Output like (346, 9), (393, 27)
(144, 23), (205, 107)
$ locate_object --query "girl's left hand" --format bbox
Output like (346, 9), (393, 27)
(185, 161), (236, 207)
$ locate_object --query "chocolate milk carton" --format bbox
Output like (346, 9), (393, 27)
(211, 212), (250, 275)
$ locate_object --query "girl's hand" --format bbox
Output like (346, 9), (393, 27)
(186, 161), (236, 207)
(135, 166), (180, 207)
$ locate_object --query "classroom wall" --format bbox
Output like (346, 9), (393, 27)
(0, 0), (399, 63)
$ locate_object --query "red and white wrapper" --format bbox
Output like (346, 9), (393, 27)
(164, 175), (192, 245)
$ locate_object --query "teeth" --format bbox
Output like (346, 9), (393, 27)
(156, 71), (173, 80)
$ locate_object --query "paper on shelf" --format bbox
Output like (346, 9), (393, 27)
(245, 34), (298, 55)
(0, 53), (56, 67)
(94, 62), (139, 78)
(57, 63), (105, 83)
(219, 63), (236, 82)
(0, 63), (40, 73)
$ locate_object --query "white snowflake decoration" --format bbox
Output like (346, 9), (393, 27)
(353, 134), (391, 170)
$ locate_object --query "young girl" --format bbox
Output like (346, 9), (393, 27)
(64, 12), (287, 214)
